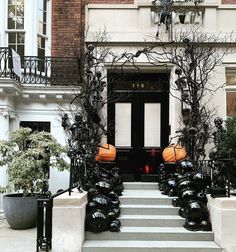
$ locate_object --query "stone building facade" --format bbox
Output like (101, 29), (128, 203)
(0, 0), (236, 209)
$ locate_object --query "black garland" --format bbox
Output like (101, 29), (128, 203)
(63, 43), (124, 232)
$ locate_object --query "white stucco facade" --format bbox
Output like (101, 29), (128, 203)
(85, 0), (236, 135)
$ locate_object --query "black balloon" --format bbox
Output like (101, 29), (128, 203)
(185, 200), (203, 220)
(109, 219), (121, 232)
(172, 198), (179, 207)
(85, 162), (123, 233)
(95, 181), (112, 195)
(86, 209), (108, 233)
(107, 211), (116, 221)
(199, 220), (212, 231)
(184, 220), (199, 231)
(92, 194), (111, 211)
(87, 188), (99, 199)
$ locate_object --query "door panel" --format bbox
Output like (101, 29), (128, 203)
(144, 103), (161, 147)
(115, 103), (132, 147)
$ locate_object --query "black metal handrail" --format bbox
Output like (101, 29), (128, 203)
(36, 186), (79, 252)
(36, 136), (86, 251)
(0, 47), (80, 86)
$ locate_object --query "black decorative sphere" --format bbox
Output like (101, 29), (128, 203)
(179, 207), (187, 218)
(184, 220), (199, 231)
(87, 188), (99, 199)
(109, 219), (121, 232)
(107, 211), (117, 221)
(178, 188), (195, 207)
(199, 220), (212, 231)
(175, 68), (182, 75)
(108, 191), (119, 201)
(189, 127), (197, 135)
(91, 194), (111, 211)
(185, 200), (203, 220)
(95, 181), (112, 195)
(87, 44), (94, 51)
(85, 209), (108, 233)
(172, 198), (179, 207)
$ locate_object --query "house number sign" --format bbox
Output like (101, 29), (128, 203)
(132, 83), (145, 89)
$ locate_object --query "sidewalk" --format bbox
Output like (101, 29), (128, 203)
(0, 214), (36, 252)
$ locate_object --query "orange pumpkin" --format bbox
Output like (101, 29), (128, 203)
(162, 144), (187, 163)
(96, 144), (117, 162)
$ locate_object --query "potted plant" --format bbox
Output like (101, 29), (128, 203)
(0, 127), (69, 229)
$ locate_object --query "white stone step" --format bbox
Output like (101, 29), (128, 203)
(120, 190), (172, 205)
(123, 182), (158, 190)
(82, 240), (221, 252)
(120, 204), (178, 215)
(83, 183), (221, 252)
(119, 214), (185, 227)
(86, 226), (214, 241)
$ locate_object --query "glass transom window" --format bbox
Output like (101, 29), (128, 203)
(226, 70), (236, 116)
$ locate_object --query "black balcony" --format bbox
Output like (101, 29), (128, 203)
(0, 47), (80, 86)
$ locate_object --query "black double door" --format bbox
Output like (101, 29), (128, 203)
(107, 73), (169, 181)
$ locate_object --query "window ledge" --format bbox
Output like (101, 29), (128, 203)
(5, 29), (26, 33)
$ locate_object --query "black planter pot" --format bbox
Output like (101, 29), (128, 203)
(3, 193), (38, 229)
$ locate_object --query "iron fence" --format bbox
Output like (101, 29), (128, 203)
(194, 158), (231, 197)
(0, 47), (80, 86)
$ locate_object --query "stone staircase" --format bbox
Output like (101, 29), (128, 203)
(82, 182), (221, 252)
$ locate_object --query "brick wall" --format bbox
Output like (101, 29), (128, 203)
(89, 0), (133, 3)
(51, 0), (134, 57)
(51, 0), (85, 57)
(221, 0), (236, 3)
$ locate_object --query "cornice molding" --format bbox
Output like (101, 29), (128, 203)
(0, 79), (80, 101)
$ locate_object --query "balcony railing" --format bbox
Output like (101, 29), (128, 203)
(0, 47), (80, 86)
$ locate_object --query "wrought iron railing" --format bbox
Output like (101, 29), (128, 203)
(194, 158), (231, 197)
(0, 47), (80, 86)
(0, 47), (14, 78)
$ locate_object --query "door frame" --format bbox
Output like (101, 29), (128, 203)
(107, 72), (170, 180)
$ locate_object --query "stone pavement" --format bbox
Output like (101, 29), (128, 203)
(0, 214), (36, 252)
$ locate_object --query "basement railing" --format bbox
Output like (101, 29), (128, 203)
(194, 158), (232, 198)
(0, 47), (80, 86)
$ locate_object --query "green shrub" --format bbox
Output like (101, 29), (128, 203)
(214, 116), (236, 188)
(0, 127), (69, 195)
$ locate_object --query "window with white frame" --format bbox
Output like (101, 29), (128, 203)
(38, 0), (47, 36)
(37, 0), (47, 57)
(37, 0), (47, 71)
(7, 0), (25, 57)
(226, 69), (236, 116)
